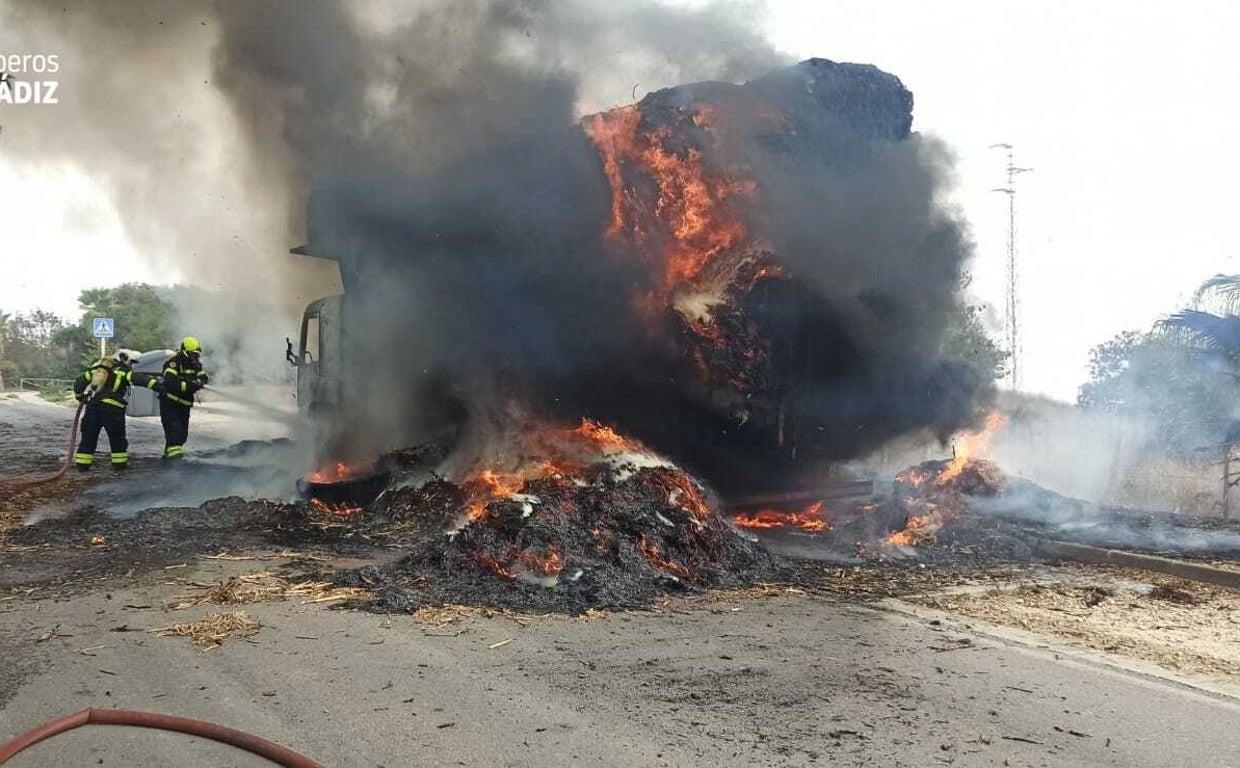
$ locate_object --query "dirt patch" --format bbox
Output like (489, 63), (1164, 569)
(917, 569), (1240, 683)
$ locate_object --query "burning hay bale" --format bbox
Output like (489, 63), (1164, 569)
(725, 413), (1012, 556)
(334, 420), (789, 613)
(340, 466), (784, 612)
(880, 414), (1010, 549)
(302, 57), (997, 504)
(152, 611), (261, 649)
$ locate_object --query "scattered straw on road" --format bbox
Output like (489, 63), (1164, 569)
(168, 571), (370, 610)
(152, 611), (261, 648)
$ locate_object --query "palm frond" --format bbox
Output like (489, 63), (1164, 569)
(1193, 274), (1240, 315)
(1161, 309), (1240, 356)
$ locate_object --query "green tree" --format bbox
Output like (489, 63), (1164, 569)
(1160, 274), (1240, 361)
(1079, 329), (1239, 451)
(0, 309), (79, 382)
(942, 301), (1008, 381)
(1077, 273), (1240, 451)
(75, 283), (172, 353)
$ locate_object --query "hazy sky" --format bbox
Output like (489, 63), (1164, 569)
(2, 1), (1239, 401)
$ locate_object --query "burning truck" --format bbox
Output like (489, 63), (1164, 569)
(287, 58), (992, 500)
(264, 58), (1002, 601)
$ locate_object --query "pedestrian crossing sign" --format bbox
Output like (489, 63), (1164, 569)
(92, 317), (114, 338)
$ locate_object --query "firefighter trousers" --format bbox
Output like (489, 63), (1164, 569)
(159, 399), (192, 460)
(75, 406), (128, 469)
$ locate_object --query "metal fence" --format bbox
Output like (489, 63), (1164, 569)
(16, 377), (74, 391)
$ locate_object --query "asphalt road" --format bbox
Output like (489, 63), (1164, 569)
(3, 565), (1240, 767)
(6, 391), (1240, 767)
(0, 389), (293, 475)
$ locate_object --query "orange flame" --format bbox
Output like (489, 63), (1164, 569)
(585, 103), (754, 300)
(638, 534), (692, 578)
(662, 471), (712, 521)
(307, 461), (359, 484)
(476, 545), (563, 580)
(584, 105), (642, 240)
(897, 466), (933, 488)
(733, 501), (830, 532)
(936, 411), (1008, 486)
(475, 551), (516, 580)
(308, 498), (363, 518)
(566, 418), (639, 453)
(885, 509), (946, 548)
(516, 545), (564, 576)
(458, 420), (715, 529)
(462, 470), (526, 522)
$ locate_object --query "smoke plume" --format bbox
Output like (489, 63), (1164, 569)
(3, 1), (993, 491)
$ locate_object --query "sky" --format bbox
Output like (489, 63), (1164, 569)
(2, 1), (1240, 401)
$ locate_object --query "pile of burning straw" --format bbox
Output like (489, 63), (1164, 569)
(334, 419), (789, 613)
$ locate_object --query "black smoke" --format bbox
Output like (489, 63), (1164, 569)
(4, 1), (993, 492)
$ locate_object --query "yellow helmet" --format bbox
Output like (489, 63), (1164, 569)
(180, 336), (202, 355)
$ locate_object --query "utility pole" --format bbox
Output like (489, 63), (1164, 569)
(991, 144), (1032, 390)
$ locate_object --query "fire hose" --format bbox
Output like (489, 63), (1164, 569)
(0, 400), (84, 491)
(0, 708), (323, 766)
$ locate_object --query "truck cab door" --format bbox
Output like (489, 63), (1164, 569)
(295, 295), (343, 414)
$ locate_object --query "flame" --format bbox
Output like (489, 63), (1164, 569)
(733, 501), (830, 532)
(662, 472), (712, 521)
(459, 420), (636, 523)
(475, 551), (516, 580)
(936, 411), (1008, 486)
(516, 545), (564, 576)
(885, 509), (946, 548)
(566, 418), (638, 454)
(897, 466), (933, 488)
(308, 498), (363, 517)
(458, 418), (691, 523)
(584, 105), (642, 240)
(534, 457), (587, 479)
(475, 545), (563, 581)
(307, 461), (359, 484)
(462, 470), (526, 522)
(585, 103), (754, 301)
(638, 534), (692, 578)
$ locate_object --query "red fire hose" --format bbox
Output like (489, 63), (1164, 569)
(0, 708), (323, 766)
(0, 400), (84, 492)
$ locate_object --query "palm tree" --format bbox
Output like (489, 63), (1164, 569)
(1161, 274), (1240, 360)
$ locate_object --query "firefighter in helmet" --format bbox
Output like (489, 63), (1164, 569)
(152, 336), (208, 462)
(72, 349), (145, 471)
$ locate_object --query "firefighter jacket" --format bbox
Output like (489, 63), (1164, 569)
(73, 360), (151, 411)
(161, 353), (207, 407)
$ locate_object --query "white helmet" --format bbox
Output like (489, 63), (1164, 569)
(113, 349), (141, 366)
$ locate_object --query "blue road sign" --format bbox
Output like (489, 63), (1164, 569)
(92, 318), (114, 338)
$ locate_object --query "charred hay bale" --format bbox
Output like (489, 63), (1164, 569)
(946, 459), (1006, 497)
(338, 466), (783, 613)
(894, 459), (1006, 500)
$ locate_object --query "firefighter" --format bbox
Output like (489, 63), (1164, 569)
(154, 336), (208, 462)
(72, 349), (143, 471)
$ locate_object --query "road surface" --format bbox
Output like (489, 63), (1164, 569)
(2, 565), (1239, 767)
(4, 391), (1240, 767)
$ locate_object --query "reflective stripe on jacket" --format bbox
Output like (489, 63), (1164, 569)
(73, 362), (134, 410)
(161, 355), (206, 408)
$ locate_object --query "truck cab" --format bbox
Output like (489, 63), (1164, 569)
(288, 293), (343, 415)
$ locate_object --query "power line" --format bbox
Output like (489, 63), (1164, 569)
(990, 143), (1032, 390)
